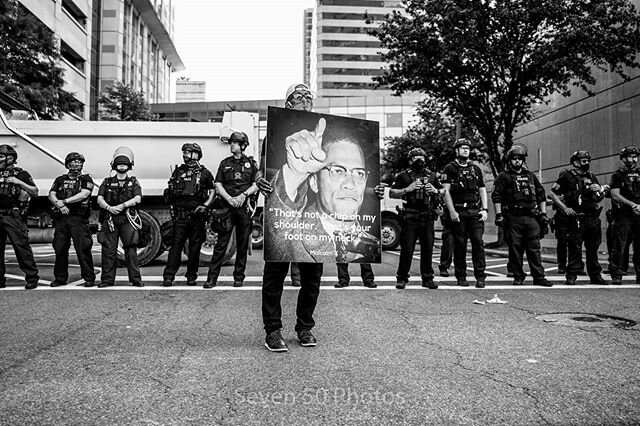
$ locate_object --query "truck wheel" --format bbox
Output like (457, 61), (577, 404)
(381, 215), (401, 251)
(251, 217), (264, 249)
(197, 223), (237, 267)
(116, 211), (162, 267)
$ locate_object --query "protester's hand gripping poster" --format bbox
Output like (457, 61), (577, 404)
(263, 107), (381, 264)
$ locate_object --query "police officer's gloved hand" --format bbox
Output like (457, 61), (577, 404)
(256, 177), (273, 194)
(194, 205), (209, 215)
(495, 213), (505, 227)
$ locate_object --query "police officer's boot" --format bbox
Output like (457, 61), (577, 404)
(565, 275), (577, 286)
(589, 275), (607, 285)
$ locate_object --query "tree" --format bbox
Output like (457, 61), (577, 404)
(0, 0), (79, 119)
(98, 82), (156, 121)
(381, 97), (481, 181)
(372, 0), (640, 177)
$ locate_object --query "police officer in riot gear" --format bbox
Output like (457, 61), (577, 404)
(441, 139), (488, 288)
(390, 147), (442, 289)
(48, 152), (96, 287)
(162, 143), (215, 287)
(492, 145), (552, 286)
(549, 150), (607, 285)
(0, 144), (39, 289)
(608, 145), (640, 285)
(96, 147), (144, 288)
(204, 131), (258, 288)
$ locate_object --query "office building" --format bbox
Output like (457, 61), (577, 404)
(303, 8), (314, 87)
(14, 0), (184, 120)
(309, 0), (403, 98)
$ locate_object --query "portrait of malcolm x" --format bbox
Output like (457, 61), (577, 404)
(264, 107), (381, 264)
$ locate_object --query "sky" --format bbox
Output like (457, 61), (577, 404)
(173, 0), (316, 102)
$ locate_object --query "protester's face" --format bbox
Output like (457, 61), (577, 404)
(287, 91), (313, 112)
(312, 140), (367, 218)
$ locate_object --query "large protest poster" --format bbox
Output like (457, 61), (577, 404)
(263, 106), (381, 264)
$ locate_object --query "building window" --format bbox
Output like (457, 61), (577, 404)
(61, 0), (87, 29)
(322, 68), (384, 76)
(60, 41), (85, 73)
(322, 54), (382, 62)
(322, 26), (372, 34)
(322, 12), (387, 21)
(386, 112), (402, 127)
(321, 40), (380, 48)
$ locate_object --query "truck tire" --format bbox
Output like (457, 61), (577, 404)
(197, 222), (236, 267)
(381, 215), (401, 251)
(116, 210), (162, 267)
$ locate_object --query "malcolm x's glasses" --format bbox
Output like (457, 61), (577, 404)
(323, 164), (369, 184)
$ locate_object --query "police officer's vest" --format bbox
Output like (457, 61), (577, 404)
(406, 169), (438, 211)
(102, 176), (138, 208)
(510, 170), (536, 207)
(618, 167), (640, 204)
(53, 174), (92, 218)
(448, 161), (480, 204)
(166, 165), (206, 202)
(564, 169), (599, 212)
(0, 167), (24, 198)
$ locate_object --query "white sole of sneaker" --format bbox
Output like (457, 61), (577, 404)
(264, 343), (288, 352)
(299, 342), (317, 347)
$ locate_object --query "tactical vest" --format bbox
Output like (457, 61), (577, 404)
(102, 176), (137, 207)
(449, 162), (480, 203)
(53, 174), (92, 218)
(406, 169), (437, 211)
(0, 167), (24, 198)
(620, 167), (640, 203)
(511, 171), (536, 205)
(166, 165), (206, 202)
(565, 170), (599, 210)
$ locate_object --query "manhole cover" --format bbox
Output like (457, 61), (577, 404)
(536, 313), (637, 329)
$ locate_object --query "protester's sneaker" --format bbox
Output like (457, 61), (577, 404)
(439, 267), (449, 277)
(334, 282), (349, 288)
(565, 276), (577, 286)
(589, 275), (608, 285)
(25, 282), (38, 290)
(422, 280), (438, 289)
(612, 276), (623, 285)
(162, 279), (173, 287)
(533, 279), (553, 287)
(395, 281), (407, 289)
(203, 280), (216, 289)
(50, 280), (66, 287)
(297, 330), (317, 347)
(264, 330), (288, 352)
(83, 281), (95, 288)
(457, 280), (469, 287)
(363, 281), (377, 288)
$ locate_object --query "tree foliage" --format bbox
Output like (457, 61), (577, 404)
(0, 0), (79, 119)
(372, 0), (640, 177)
(98, 82), (156, 121)
(381, 97), (481, 182)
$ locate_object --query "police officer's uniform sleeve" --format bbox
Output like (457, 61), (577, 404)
(97, 180), (107, 197)
(214, 159), (226, 184)
(202, 168), (215, 190)
(440, 164), (456, 185)
(551, 171), (569, 195)
(81, 175), (95, 192)
(532, 173), (546, 202)
(474, 165), (485, 187)
(17, 170), (35, 186)
(132, 179), (143, 197)
(491, 173), (506, 204)
(609, 171), (623, 189)
(392, 171), (411, 190)
(49, 176), (62, 193)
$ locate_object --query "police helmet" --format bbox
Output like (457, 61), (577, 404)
(619, 146), (640, 159)
(453, 139), (471, 150)
(408, 147), (427, 158)
(111, 146), (134, 169)
(65, 152), (85, 166)
(506, 145), (527, 160)
(0, 144), (18, 160)
(228, 131), (249, 150)
(570, 150), (591, 164)
(182, 142), (203, 159)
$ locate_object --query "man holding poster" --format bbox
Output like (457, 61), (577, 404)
(264, 108), (381, 265)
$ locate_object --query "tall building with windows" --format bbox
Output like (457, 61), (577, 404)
(15, 0), (184, 120)
(310, 0), (403, 98)
(303, 8), (314, 86)
(18, 0), (93, 119)
(97, 0), (184, 118)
